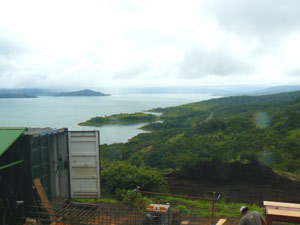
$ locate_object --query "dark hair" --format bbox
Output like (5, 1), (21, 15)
(241, 207), (249, 214)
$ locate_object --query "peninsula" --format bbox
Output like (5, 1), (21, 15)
(78, 112), (158, 126)
(54, 89), (110, 97)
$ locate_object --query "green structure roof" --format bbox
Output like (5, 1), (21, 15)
(0, 127), (25, 157)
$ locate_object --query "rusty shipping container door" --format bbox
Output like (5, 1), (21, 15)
(68, 131), (100, 198)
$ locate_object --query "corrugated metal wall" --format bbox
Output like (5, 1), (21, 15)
(68, 131), (101, 198)
(48, 132), (69, 199)
(31, 135), (51, 196)
(30, 129), (70, 200)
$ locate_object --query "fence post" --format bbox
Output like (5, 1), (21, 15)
(212, 192), (216, 225)
(136, 186), (139, 210)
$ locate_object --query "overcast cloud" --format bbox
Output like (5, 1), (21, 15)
(0, 0), (299, 92)
(179, 49), (254, 78)
(207, 0), (300, 38)
(0, 38), (26, 57)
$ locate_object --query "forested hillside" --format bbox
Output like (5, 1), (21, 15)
(101, 91), (300, 174)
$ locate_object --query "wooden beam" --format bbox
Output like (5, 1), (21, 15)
(267, 208), (300, 217)
(264, 201), (300, 209)
(216, 218), (227, 225)
(33, 178), (57, 221)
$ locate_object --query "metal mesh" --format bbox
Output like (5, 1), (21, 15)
(15, 201), (211, 225)
(19, 202), (150, 225)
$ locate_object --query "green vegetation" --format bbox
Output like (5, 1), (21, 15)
(101, 162), (167, 194)
(116, 189), (151, 209)
(100, 91), (300, 173)
(99, 162), (166, 209)
(274, 170), (300, 182)
(72, 195), (264, 218)
(80, 112), (158, 126)
(151, 196), (264, 217)
(98, 91), (300, 212)
(72, 198), (120, 204)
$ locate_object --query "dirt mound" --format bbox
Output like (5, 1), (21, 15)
(167, 160), (300, 204)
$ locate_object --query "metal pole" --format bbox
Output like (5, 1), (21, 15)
(137, 187), (139, 210)
(212, 192), (216, 225)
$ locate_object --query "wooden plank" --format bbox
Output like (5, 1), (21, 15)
(33, 178), (56, 221)
(267, 208), (300, 217)
(266, 213), (300, 225)
(216, 219), (227, 225)
(264, 201), (300, 209)
(181, 221), (189, 225)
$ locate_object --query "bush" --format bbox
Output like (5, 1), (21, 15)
(101, 162), (167, 194)
(174, 205), (189, 214)
(116, 189), (151, 208)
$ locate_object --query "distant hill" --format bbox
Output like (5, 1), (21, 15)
(0, 93), (38, 98)
(0, 88), (110, 97)
(120, 85), (300, 96)
(54, 89), (110, 97)
(121, 86), (262, 95)
(246, 85), (300, 95)
(0, 88), (57, 96)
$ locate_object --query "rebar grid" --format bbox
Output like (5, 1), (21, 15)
(23, 202), (147, 225)
(17, 201), (209, 225)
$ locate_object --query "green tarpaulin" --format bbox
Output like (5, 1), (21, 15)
(0, 127), (25, 157)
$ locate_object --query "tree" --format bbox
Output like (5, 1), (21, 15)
(101, 162), (166, 194)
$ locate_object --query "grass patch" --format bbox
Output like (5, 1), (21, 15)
(71, 195), (265, 218)
(72, 198), (120, 204)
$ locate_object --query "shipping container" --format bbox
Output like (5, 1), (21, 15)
(0, 127), (101, 225)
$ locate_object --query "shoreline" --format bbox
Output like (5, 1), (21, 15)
(76, 122), (84, 127)
(75, 121), (151, 128)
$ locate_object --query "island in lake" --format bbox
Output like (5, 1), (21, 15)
(0, 93), (38, 98)
(78, 112), (158, 126)
(54, 89), (110, 97)
(0, 88), (110, 97)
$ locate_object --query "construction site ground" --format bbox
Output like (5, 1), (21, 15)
(19, 198), (299, 225)
(21, 201), (236, 225)
(16, 161), (300, 225)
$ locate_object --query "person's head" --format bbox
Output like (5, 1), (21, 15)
(240, 206), (249, 216)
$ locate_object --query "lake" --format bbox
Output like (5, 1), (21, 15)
(0, 94), (217, 144)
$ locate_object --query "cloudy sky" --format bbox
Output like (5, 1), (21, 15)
(0, 0), (300, 92)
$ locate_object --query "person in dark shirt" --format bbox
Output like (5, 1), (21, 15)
(239, 206), (266, 225)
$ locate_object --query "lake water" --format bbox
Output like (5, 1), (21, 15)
(0, 94), (217, 144)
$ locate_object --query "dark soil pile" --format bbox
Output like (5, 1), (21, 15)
(167, 160), (300, 204)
